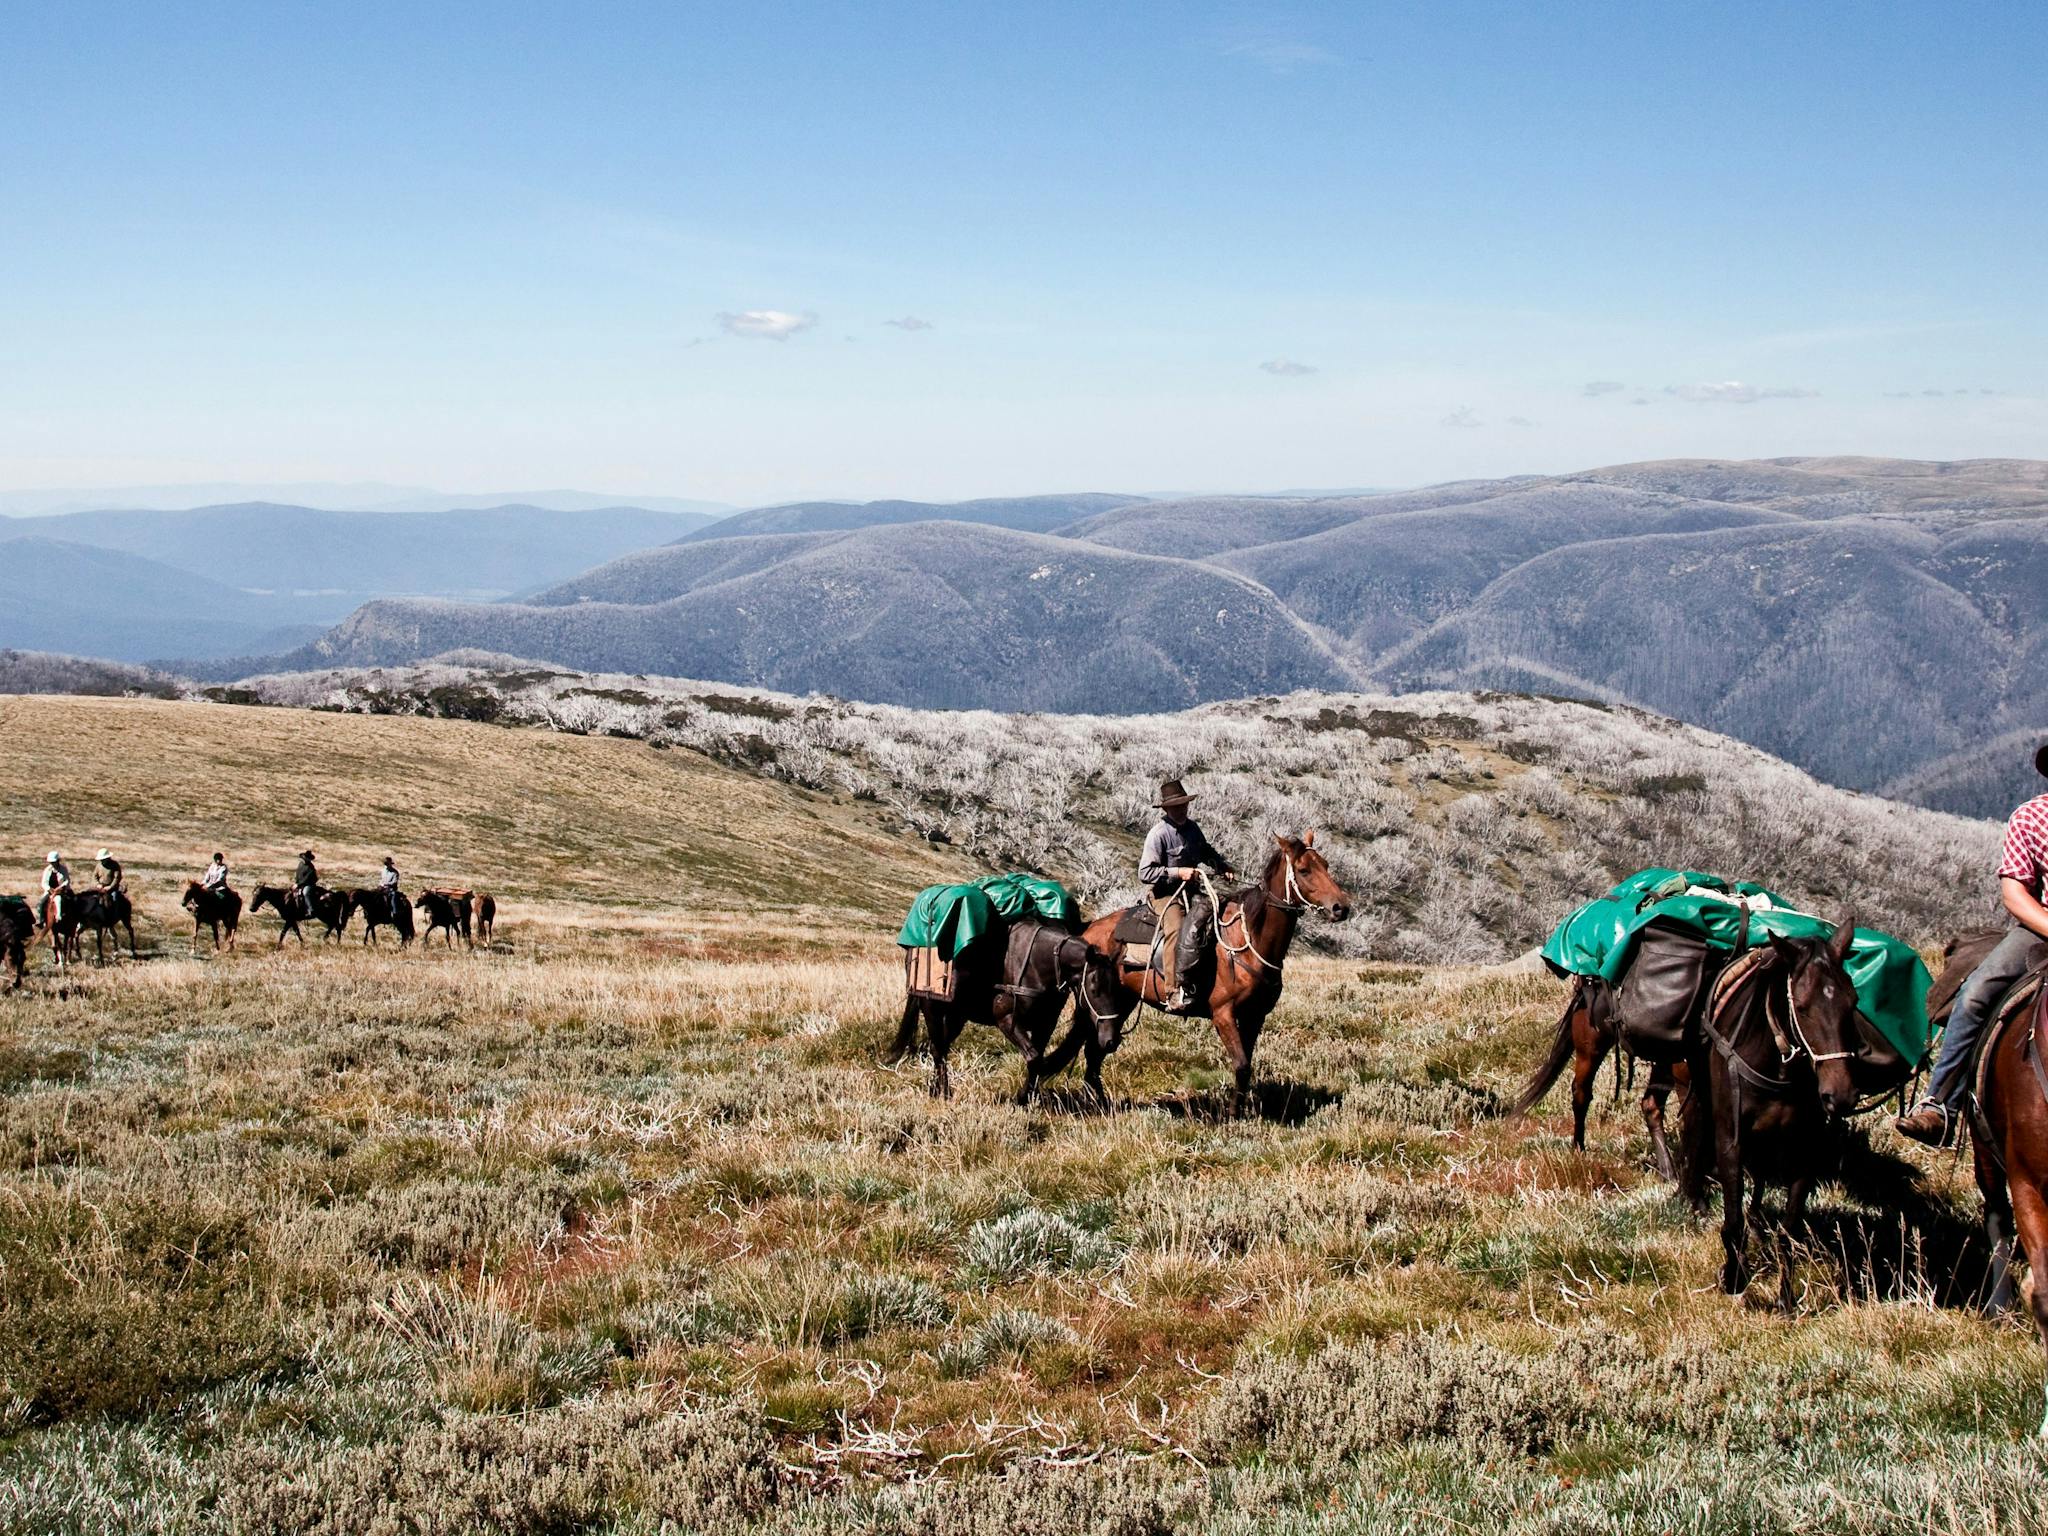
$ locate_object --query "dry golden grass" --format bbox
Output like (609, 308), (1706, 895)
(2, 694), (2045, 1533)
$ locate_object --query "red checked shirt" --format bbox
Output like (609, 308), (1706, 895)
(1997, 795), (2048, 900)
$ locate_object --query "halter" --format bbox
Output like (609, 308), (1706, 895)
(1205, 851), (1328, 976)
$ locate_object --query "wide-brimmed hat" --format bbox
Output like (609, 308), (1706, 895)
(301, 850), (315, 859)
(1153, 778), (1197, 808)
(2036, 744), (2048, 780)
(96, 848), (111, 861)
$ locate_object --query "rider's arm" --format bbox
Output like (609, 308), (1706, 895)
(2000, 877), (2048, 941)
(1138, 825), (1174, 887)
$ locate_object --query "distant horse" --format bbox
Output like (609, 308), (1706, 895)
(250, 884), (349, 946)
(347, 887), (414, 948)
(414, 889), (471, 949)
(425, 887), (495, 946)
(1078, 833), (1353, 1116)
(66, 889), (137, 963)
(1677, 916), (1862, 1309)
(1512, 974), (1686, 1179)
(887, 919), (1132, 1105)
(181, 882), (241, 952)
(1969, 971), (2048, 1436)
(0, 896), (30, 989)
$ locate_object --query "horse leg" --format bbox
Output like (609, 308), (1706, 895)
(932, 1006), (963, 1101)
(1977, 1138), (2018, 1316)
(2006, 1172), (2048, 1435)
(1569, 1007), (1610, 1152)
(1211, 1003), (1252, 1117)
(124, 919), (136, 960)
(1082, 1037), (1111, 1110)
(884, 997), (921, 1066)
(1778, 1174), (1813, 1314)
(1715, 1100), (1749, 1295)
(1642, 1064), (1677, 1182)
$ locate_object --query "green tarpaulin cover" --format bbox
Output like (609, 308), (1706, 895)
(897, 874), (1081, 960)
(1541, 868), (1933, 1066)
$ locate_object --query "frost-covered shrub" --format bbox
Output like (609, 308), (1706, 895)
(963, 1209), (1118, 1283)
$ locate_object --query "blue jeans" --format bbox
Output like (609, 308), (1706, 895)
(1928, 927), (2048, 1107)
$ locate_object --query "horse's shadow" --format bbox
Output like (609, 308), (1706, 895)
(1149, 1078), (1344, 1127)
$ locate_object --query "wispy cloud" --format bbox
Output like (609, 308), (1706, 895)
(1582, 380), (1625, 397)
(1664, 381), (1818, 405)
(1506, 415), (1538, 428)
(883, 316), (934, 332)
(1211, 27), (1343, 73)
(1441, 406), (1482, 429)
(1260, 358), (1317, 376)
(716, 309), (818, 342)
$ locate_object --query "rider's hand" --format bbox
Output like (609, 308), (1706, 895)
(1174, 866), (1197, 880)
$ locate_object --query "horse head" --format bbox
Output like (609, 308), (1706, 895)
(1767, 910), (1861, 1118)
(182, 881), (203, 910)
(1273, 830), (1352, 922)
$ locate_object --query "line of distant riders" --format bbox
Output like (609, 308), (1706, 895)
(5, 846), (496, 972)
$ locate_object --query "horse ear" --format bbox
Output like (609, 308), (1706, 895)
(1302, 829), (1316, 847)
(1829, 912), (1857, 963)
(1767, 931), (1800, 963)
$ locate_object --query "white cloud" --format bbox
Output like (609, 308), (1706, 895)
(1506, 415), (1538, 427)
(1664, 381), (1819, 404)
(1212, 29), (1342, 73)
(1260, 358), (1317, 376)
(1582, 380), (1625, 397)
(884, 316), (934, 331)
(1441, 406), (1482, 429)
(716, 309), (818, 342)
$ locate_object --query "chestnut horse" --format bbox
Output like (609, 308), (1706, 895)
(250, 884), (349, 946)
(1971, 980), (2048, 1436)
(1677, 917), (1862, 1309)
(181, 882), (241, 952)
(1079, 832), (1353, 1115)
(1512, 975), (1685, 1179)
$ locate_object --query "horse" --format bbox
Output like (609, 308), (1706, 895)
(348, 887), (414, 948)
(66, 888), (137, 963)
(414, 888), (471, 949)
(1968, 970), (2048, 1436)
(428, 887), (496, 945)
(0, 897), (30, 989)
(887, 920), (1132, 1105)
(250, 884), (349, 946)
(1078, 832), (1353, 1116)
(1512, 974), (1686, 1179)
(1676, 916), (1862, 1309)
(181, 882), (241, 952)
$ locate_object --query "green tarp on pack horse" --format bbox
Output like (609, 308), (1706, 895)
(896, 874), (1081, 960)
(1541, 868), (1934, 1066)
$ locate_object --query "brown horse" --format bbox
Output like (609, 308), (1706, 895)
(250, 884), (349, 946)
(1512, 975), (1686, 1178)
(1079, 832), (1353, 1115)
(181, 882), (241, 952)
(1677, 918), (1862, 1309)
(1, 896), (30, 989)
(428, 887), (496, 945)
(1971, 981), (2048, 1436)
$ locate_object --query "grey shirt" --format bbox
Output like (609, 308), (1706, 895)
(1139, 818), (1228, 892)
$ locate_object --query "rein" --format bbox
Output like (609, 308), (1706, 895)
(1204, 857), (1312, 976)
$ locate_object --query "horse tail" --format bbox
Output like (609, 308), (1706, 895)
(885, 995), (922, 1064)
(1511, 980), (1583, 1117)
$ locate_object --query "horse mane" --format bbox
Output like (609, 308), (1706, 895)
(1228, 842), (1294, 928)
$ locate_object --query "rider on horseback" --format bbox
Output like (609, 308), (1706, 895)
(200, 853), (230, 893)
(1897, 743), (2048, 1148)
(39, 851), (71, 931)
(1138, 778), (1235, 1013)
(379, 857), (402, 921)
(293, 850), (320, 918)
(95, 849), (123, 895)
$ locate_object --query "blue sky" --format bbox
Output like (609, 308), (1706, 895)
(3, 1), (2044, 503)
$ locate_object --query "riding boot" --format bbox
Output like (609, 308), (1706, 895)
(1170, 892), (1212, 1012)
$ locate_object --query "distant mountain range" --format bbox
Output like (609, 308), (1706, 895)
(0, 502), (722, 661)
(15, 460), (2048, 820)
(0, 482), (733, 517)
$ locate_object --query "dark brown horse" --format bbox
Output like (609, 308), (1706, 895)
(1, 896), (30, 989)
(1678, 917), (1861, 1309)
(428, 887), (495, 945)
(1513, 975), (1686, 1178)
(349, 887), (414, 947)
(63, 888), (137, 963)
(414, 889), (471, 949)
(250, 884), (349, 946)
(888, 919), (1132, 1104)
(1971, 980), (2048, 1436)
(181, 882), (241, 952)
(1080, 832), (1353, 1115)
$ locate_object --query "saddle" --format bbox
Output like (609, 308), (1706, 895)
(1971, 965), (2048, 1111)
(1614, 918), (1722, 1064)
(1111, 894), (1183, 987)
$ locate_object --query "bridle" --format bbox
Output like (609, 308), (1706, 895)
(1206, 851), (1335, 976)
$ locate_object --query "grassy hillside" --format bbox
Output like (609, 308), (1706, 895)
(0, 694), (971, 942)
(0, 716), (2042, 1529)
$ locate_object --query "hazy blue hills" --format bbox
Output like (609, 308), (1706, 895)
(677, 493), (1145, 542)
(284, 521), (1354, 712)
(0, 539), (324, 661)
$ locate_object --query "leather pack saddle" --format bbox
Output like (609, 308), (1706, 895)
(1111, 894), (1184, 989)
